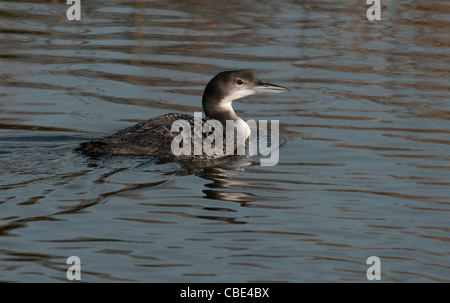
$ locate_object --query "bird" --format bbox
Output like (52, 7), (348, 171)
(75, 70), (289, 159)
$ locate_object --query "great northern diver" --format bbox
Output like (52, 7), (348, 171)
(75, 70), (289, 158)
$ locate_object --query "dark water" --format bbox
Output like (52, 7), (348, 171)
(0, 0), (449, 282)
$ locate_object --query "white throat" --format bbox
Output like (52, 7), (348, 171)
(218, 89), (254, 140)
(235, 118), (251, 139)
(218, 88), (255, 113)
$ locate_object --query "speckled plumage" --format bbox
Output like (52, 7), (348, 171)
(78, 113), (206, 157)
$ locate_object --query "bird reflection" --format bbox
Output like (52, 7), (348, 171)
(195, 163), (260, 206)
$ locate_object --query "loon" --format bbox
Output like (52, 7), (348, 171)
(75, 70), (289, 158)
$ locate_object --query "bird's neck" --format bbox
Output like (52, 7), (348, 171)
(203, 95), (238, 124)
(203, 97), (250, 139)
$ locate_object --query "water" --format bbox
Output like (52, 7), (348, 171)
(0, 0), (449, 282)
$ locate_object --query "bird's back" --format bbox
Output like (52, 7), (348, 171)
(75, 113), (230, 158)
(75, 113), (191, 157)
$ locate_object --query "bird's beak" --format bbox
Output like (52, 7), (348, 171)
(253, 79), (290, 93)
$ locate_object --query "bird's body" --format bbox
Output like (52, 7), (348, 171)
(75, 70), (289, 159)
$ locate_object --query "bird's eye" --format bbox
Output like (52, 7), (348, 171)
(236, 79), (244, 85)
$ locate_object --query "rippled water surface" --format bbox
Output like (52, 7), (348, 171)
(0, 0), (449, 282)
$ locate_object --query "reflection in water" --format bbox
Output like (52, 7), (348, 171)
(0, 0), (449, 282)
(201, 167), (258, 205)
